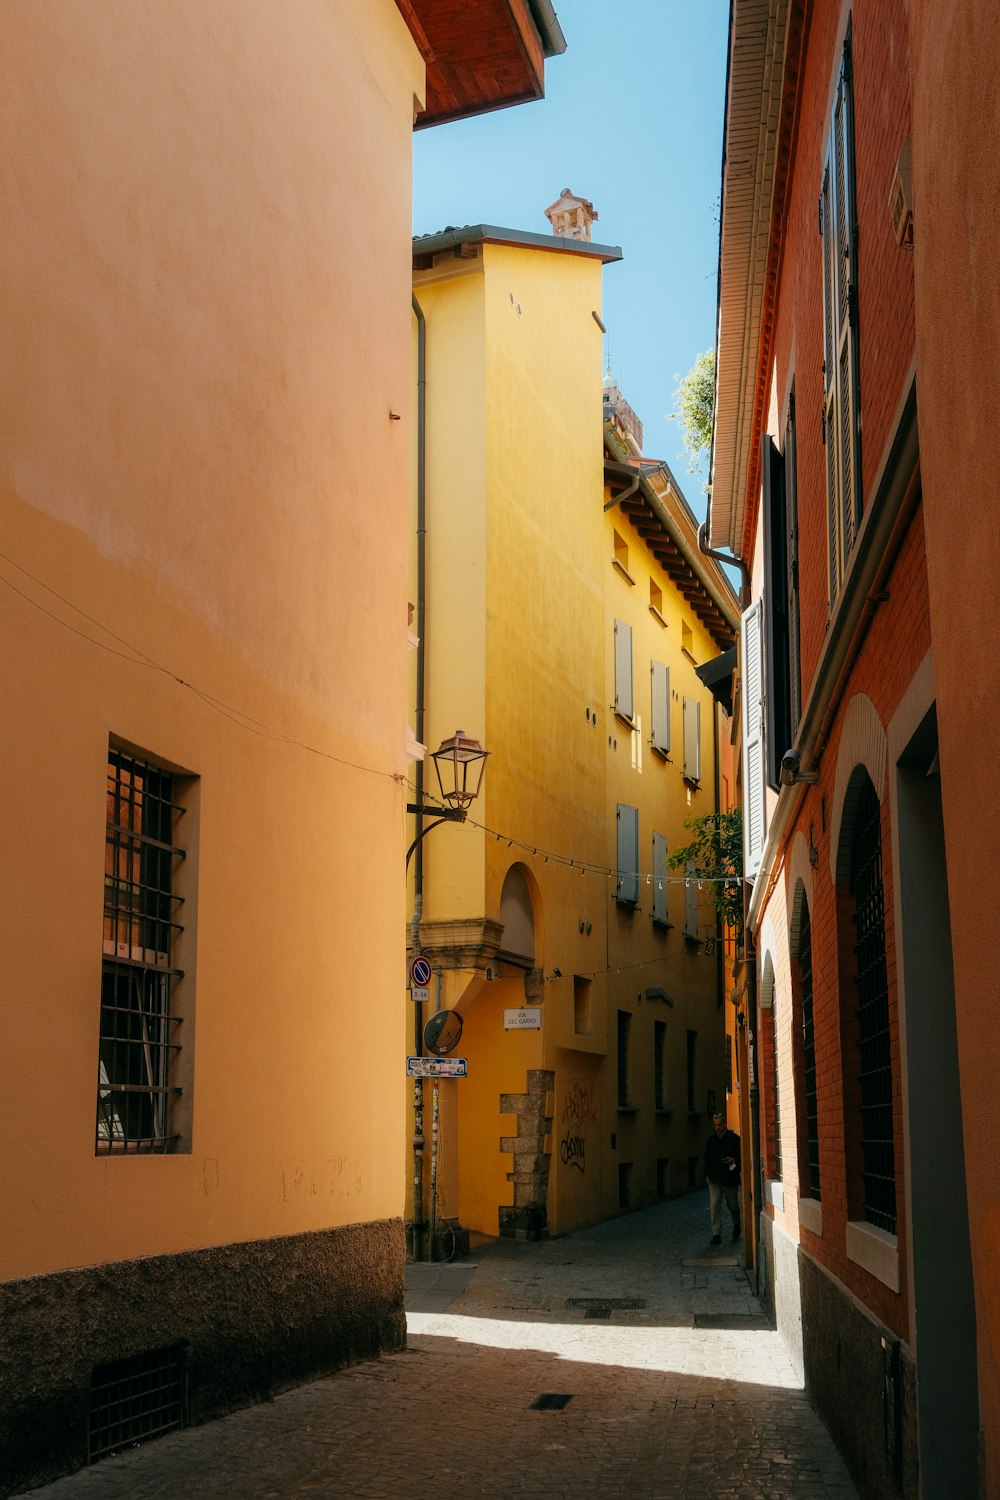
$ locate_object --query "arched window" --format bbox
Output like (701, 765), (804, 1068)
(850, 777), (896, 1232)
(798, 900), (821, 1201)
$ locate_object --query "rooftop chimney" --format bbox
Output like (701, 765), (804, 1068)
(544, 187), (598, 242)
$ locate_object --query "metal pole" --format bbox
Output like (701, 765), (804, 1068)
(429, 1078), (440, 1264)
(427, 966), (443, 1262)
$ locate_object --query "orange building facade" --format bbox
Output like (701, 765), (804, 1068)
(0, 1), (563, 1491)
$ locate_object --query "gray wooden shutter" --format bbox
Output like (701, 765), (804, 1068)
(684, 861), (698, 939)
(652, 831), (668, 924)
(683, 697), (701, 782)
(742, 599), (766, 878)
(821, 29), (860, 603)
(616, 803), (639, 905)
(650, 660), (670, 754)
(614, 619), (634, 720)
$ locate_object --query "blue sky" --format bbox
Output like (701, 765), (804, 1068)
(412, 1), (729, 510)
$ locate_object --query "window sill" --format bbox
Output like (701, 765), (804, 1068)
(846, 1219), (899, 1291)
(651, 917), (673, 931)
(614, 708), (636, 730)
(617, 1104), (638, 1115)
(649, 604), (668, 628)
(654, 1108), (673, 1118)
(612, 558), (636, 586)
(798, 1196), (823, 1236)
(765, 1178), (785, 1212)
(650, 744), (671, 762)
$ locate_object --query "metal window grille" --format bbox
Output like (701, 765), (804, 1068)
(686, 1029), (697, 1113)
(725, 1034), (733, 1095)
(617, 1011), (631, 1107)
(851, 780), (896, 1231)
(800, 902), (821, 1199)
(88, 1345), (186, 1463)
(98, 750), (185, 1153)
(654, 1021), (666, 1110)
(772, 1006), (783, 1181)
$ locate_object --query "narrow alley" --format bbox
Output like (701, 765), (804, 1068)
(17, 1195), (858, 1499)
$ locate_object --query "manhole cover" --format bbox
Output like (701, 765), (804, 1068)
(531, 1393), (574, 1411)
(566, 1297), (646, 1312)
(693, 1313), (770, 1330)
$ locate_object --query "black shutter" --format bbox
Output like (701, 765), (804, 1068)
(762, 434), (792, 790)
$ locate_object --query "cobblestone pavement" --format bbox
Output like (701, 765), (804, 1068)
(18, 1194), (858, 1499)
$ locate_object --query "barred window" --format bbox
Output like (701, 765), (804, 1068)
(850, 778), (895, 1231)
(800, 901), (821, 1200)
(617, 1011), (631, 1109)
(654, 1021), (667, 1110)
(686, 1030), (697, 1114)
(98, 749), (187, 1153)
(771, 1005), (783, 1182)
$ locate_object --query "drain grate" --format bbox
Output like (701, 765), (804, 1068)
(531, 1393), (574, 1411)
(693, 1313), (770, 1330)
(88, 1345), (186, 1463)
(566, 1296), (646, 1313)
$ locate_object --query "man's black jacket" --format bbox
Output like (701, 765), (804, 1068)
(705, 1128), (741, 1186)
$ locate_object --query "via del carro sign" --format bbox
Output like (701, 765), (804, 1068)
(503, 1007), (542, 1031)
(406, 1055), (468, 1079)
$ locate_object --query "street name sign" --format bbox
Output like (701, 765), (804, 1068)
(406, 1056), (468, 1079)
(503, 1007), (542, 1031)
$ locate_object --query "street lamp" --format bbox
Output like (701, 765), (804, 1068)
(406, 730), (487, 1262)
(406, 729), (488, 867)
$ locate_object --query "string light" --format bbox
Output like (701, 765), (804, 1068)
(405, 780), (741, 887)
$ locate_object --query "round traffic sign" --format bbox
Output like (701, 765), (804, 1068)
(423, 1009), (464, 1056)
(410, 955), (432, 989)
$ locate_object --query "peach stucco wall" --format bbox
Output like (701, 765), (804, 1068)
(1, 0), (423, 1279)
(909, 0), (1000, 1482)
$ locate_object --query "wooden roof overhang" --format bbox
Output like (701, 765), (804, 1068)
(397, 0), (566, 129)
(710, 0), (809, 559)
(604, 451), (739, 653)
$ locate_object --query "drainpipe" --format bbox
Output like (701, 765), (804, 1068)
(411, 292), (427, 1262)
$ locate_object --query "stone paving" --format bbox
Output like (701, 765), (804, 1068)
(17, 1194), (859, 1498)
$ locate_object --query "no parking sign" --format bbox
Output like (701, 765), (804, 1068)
(409, 954), (432, 1003)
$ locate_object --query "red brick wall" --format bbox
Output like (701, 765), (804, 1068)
(778, 508), (928, 1337)
(767, 0), (915, 716)
(757, 0), (924, 1338)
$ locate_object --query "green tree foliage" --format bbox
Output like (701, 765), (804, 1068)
(670, 349), (716, 473)
(667, 808), (743, 937)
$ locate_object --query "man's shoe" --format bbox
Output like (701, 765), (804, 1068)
(710, 1234), (722, 1246)
(732, 1222), (741, 1241)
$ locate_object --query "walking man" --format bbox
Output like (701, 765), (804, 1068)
(705, 1110), (741, 1245)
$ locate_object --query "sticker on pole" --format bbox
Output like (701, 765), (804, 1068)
(406, 1056), (468, 1079)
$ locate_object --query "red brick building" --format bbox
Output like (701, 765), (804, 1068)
(712, 1), (996, 1494)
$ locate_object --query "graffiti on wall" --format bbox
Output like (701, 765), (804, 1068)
(559, 1079), (598, 1172)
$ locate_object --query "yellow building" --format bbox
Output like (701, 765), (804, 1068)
(0, 1), (564, 1490)
(408, 202), (739, 1249)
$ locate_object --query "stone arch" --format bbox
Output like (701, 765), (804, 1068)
(830, 693), (888, 882)
(497, 861), (542, 968)
(787, 832), (815, 956)
(757, 914), (779, 1011)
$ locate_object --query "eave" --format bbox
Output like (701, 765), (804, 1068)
(710, 0), (808, 559)
(413, 223), (623, 270)
(397, 0), (567, 130)
(604, 432), (739, 653)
